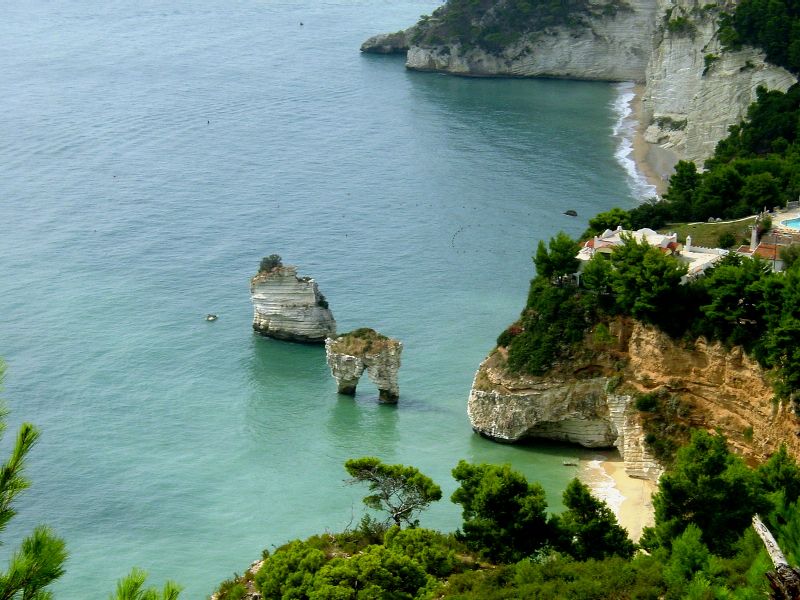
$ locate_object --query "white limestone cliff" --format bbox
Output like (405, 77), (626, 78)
(642, 4), (795, 165)
(364, 0), (797, 166)
(405, 0), (659, 81)
(250, 266), (336, 344)
(325, 330), (402, 403)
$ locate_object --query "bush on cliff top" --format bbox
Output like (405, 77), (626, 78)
(330, 328), (394, 355)
(258, 254), (282, 273)
(410, 0), (619, 53)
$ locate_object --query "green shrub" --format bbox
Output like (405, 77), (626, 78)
(384, 526), (459, 577)
(703, 53), (719, 75)
(667, 16), (696, 35)
(636, 392), (659, 412)
(312, 544), (430, 599)
(254, 540), (327, 599)
(258, 254), (282, 273)
(717, 231), (737, 248)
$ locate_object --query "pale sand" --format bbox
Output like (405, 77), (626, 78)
(580, 451), (657, 542)
(631, 84), (675, 197)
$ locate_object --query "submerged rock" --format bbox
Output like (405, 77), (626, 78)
(250, 265), (336, 343)
(325, 328), (402, 403)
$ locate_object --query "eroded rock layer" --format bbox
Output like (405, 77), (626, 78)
(364, 0), (796, 165)
(469, 319), (800, 480)
(325, 331), (402, 403)
(250, 266), (336, 343)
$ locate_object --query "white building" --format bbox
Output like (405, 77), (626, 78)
(576, 226), (727, 281)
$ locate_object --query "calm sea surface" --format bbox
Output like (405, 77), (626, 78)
(1, 1), (638, 596)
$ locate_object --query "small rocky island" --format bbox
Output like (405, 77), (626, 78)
(250, 255), (336, 343)
(325, 328), (402, 403)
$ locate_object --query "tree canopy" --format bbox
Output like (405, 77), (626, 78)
(645, 430), (770, 555)
(344, 457), (442, 528)
(557, 478), (635, 561)
(450, 461), (551, 562)
(0, 362), (67, 600)
(110, 568), (182, 600)
(533, 231), (581, 279)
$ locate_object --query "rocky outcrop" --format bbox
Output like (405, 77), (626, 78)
(325, 329), (402, 403)
(469, 347), (663, 480)
(642, 4), (795, 165)
(469, 319), (800, 480)
(364, 0), (796, 165)
(361, 30), (411, 54)
(250, 266), (336, 343)
(402, 0), (659, 81)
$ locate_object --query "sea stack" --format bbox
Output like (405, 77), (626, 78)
(250, 255), (336, 343)
(325, 328), (402, 403)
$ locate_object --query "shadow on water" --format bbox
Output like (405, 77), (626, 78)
(326, 394), (400, 460)
(243, 334), (402, 460)
(243, 334), (332, 437)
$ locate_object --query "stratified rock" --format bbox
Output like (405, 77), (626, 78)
(364, 0), (796, 166)
(642, 2), (795, 165)
(360, 30), (411, 54)
(325, 329), (402, 403)
(250, 265), (335, 343)
(469, 351), (661, 481)
(469, 318), (800, 481)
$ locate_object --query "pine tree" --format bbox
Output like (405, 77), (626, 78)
(0, 361), (67, 600)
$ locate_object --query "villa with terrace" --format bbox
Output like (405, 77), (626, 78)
(576, 226), (728, 281)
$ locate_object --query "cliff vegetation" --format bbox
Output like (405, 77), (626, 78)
(329, 328), (393, 356)
(410, 0), (628, 53)
(719, 0), (800, 74)
(216, 436), (800, 599)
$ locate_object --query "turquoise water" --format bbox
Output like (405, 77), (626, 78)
(782, 217), (800, 229)
(1, 1), (637, 596)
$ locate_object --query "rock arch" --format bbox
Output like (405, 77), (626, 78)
(325, 329), (402, 403)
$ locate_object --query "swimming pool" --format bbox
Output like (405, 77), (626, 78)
(781, 217), (800, 230)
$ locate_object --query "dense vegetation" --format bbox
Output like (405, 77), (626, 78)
(410, 0), (626, 53)
(215, 434), (800, 599)
(259, 254), (283, 273)
(719, 0), (800, 74)
(505, 230), (800, 404)
(503, 82), (800, 401)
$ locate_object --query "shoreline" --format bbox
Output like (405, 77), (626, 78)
(630, 84), (675, 197)
(579, 451), (656, 542)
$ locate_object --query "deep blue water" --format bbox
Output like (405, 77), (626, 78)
(0, 1), (636, 596)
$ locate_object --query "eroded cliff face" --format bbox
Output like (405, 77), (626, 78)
(642, 3), (795, 165)
(250, 266), (336, 343)
(404, 0), (659, 81)
(364, 0), (796, 165)
(325, 332), (403, 403)
(469, 319), (800, 480)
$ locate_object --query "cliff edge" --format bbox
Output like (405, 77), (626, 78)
(364, 0), (796, 166)
(469, 318), (800, 480)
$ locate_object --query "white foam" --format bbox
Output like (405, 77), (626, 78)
(611, 81), (658, 200)
(584, 458), (625, 517)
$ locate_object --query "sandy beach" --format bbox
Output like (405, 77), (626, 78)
(580, 451), (657, 542)
(630, 84), (674, 197)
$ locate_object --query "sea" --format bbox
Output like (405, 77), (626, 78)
(0, 1), (645, 596)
